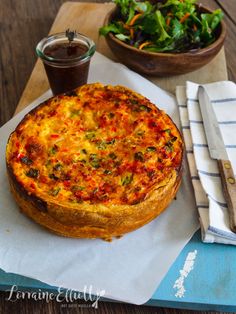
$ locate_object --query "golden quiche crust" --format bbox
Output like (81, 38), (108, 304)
(6, 83), (184, 240)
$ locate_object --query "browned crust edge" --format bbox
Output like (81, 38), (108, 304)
(7, 165), (182, 241)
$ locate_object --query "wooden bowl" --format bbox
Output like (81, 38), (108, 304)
(104, 5), (226, 76)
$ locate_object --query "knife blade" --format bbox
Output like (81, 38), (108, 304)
(198, 86), (236, 233)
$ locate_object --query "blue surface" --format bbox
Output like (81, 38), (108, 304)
(148, 231), (236, 311)
(1, 230), (236, 311)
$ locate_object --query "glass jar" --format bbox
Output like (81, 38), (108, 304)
(36, 32), (95, 95)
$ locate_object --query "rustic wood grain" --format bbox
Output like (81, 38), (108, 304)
(217, 0), (236, 24)
(0, 0), (236, 313)
(205, 0), (236, 86)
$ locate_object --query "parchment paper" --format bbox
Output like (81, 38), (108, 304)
(0, 52), (199, 305)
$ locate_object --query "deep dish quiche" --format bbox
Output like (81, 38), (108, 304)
(6, 83), (183, 240)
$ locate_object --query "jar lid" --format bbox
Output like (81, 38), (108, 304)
(36, 32), (96, 66)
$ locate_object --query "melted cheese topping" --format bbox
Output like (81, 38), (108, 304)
(7, 84), (183, 205)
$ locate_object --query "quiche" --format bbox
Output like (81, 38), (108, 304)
(6, 83), (183, 240)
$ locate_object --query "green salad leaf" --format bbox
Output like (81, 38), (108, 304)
(99, 0), (224, 53)
(155, 10), (170, 41)
(99, 23), (121, 36)
(115, 33), (130, 41)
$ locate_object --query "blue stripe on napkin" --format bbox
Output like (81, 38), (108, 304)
(177, 81), (236, 245)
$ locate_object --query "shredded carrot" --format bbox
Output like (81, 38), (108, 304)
(130, 28), (134, 39)
(180, 12), (190, 23)
(123, 23), (130, 30)
(166, 17), (171, 27)
(193, 23), (197, 31)
(139, 41), (151, 50)
(129, 13), (142, 26)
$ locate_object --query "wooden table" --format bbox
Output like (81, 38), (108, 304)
(1, 0), (236, 313)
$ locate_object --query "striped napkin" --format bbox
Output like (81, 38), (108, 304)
(177, 81), (236, 245)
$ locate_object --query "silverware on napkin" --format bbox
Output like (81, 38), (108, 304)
(198, 86), (236, 232)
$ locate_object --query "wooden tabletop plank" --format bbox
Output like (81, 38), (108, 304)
(217, 0), (236, 23)
(216, 0), (236, 80)
(205, 0), (236, 82)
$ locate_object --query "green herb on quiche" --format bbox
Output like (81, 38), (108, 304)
(49, 187), (61, 196)
(121, 173), (133, 185)
(146, 146), (156, 152)
(26, 168), (39, 178)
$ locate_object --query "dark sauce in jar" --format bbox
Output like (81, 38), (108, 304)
(43, 42), (90, 95)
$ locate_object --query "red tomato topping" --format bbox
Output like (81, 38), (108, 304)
(30, 182), (36, 189)
(63, 181), (71, 188)
(16, 153), (24, 160)
(50, 134), (59, 139)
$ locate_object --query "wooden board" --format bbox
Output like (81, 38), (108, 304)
(16, 1), (228, 114)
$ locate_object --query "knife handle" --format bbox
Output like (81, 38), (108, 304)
(218, 160), (236, 233)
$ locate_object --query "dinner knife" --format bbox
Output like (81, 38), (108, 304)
(198, 86), (236, 233)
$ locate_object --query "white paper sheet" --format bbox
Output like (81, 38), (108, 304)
(0, 52), (199, 305)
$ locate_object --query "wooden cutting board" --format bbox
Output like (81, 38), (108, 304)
(16, 1), (228, 114)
